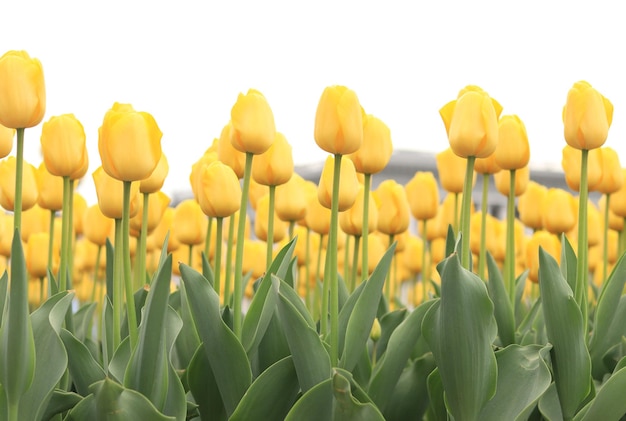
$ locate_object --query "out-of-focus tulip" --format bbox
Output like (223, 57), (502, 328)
(375, 180), (410, 236)
(0, 50), (46, 129)
(439, 85), (502, 159)
(252, 132), (293, 186)
(518, 181), (548, 231)
(474, 152), (501, 175)
(98, 102), (163, 182)
(494, 165), (529, 197)
(599, 195), (624, 232)
(405, 171), (440, 221)
(148, 207), (179, 253)
(83, 205), (114, 247)
(542, 188), (577, 235)
(0, 123), (14, 158)
(129, 191), (171, 235)
(0, 214), (12, 257)
(172, 199), (207, 246)
(197, 161), (242, 218)
(317, 155), (359, 212)
(596, 147), (623, 195)
(247, 178), (268, 211)
(190, 149), (218, 201)
(340, 185), (378, 237)
(436, 148), (472, 194)
(140, 153), (169, 194)
(223, 210), (250, 243)
(230, 89), (276, 155)
(347, 114), (392, 174)
(314, 85), (363, 155)
(609, 169), (626, 218)
(526, 230), (561, 283)
(495, 115), (530, 170)
(92, 166), (140, 219)
(255, 194), (287, 243)
(218, 122), (245, 178)
(563, 81), (613, 150)
(26, 232), (50, 279)
(0, 156), (38, 211)
(561, 145), (602, 192)
(306, 188), (332, 236)
(73, 192), (87, 236)
(36, 163), (63, 211)
(587, 201), (601, 247)
(242, 239), (266, 280)
(357, 233), (386, 276)
(21, 204), (49, 242)
(40, 114), (88, 177)
(275, 173), (307, 222)
(403, 234), (424, 274)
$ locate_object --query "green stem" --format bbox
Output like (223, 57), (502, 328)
(289, 220), (295, 240)
(421, 220), (428, 304)
(576, 149), (589, 331)
(68, 180), (75, 290)
(188, 244), (193, 267)
(460, 156), (476, 269)
(122, 181), (138, 349)
(205, 216), (213, 262)
(328, 154), (342, 367)
(8, 401), (18, 421)
(48, 210), (55, 276)
(343, 233), (350, 287)
(304, 227), (311, 309)
(59, 176), (71, 292)
(214, 217), (224, 297)
(233, 152), (253, 338)
(505, 169), (516, 310)
(13, 128), (24, 232)
(362, 173), (371, 280)
(386, 234), (394, 304)
(316, 233), (324, 325)
(39, 276), (44, 306)
(266, 185), (276, 269)
(92, 245), (103, 303)
(113, 218), (123, 349)
(134, 193), (149, 288)
(351, 235), (360, 292)
(602, 194), (610, 284)
(453, 192), (459, 236)
(478, 174), (489, 280)
(224, 214), (236, 307)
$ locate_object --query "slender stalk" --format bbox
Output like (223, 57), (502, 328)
(328, 154), (342, 367)
(316, 233), (324, 324)
(8, 401), (18, 421)
(233, 152), (253, 338)
(205, 216), (213, 262)
(48, 210), (55, 275)
(453, 192), (459, 235)
(343, 233), (350, 287)
(113, 219), (123, 349)
(68, 180), (75, 289)
(478, 174), (489, 280)
(602, 194), (610, 284)
(350, 235), (361, 291)
(362, 173), (372, 280)
(421, 220), (428, 304)
(460, 156), (476, 269)
(214, 217), (224, 297)
(576, 149), (589, 330)
(39, 276), (45, 307)
(91, 245), (103, 303)
(386, 234), (394, 304)
(266, 184), (276, 269)
(304, 227), (311, 309)
(188, 244), (193, 267)
(505, 169), (516, 309)
(59, 176), (71, 292)
(224, 214), (236, 306)
(13, 128), (24, 232)
(289, 221), (295, 240)
(122, 181), (138, 349)
(134, 192), (149, 288)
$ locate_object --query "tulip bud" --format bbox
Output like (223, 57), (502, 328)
(305, 188), (332, 236)
(248, 178), (269, 211)
(314, 85), (363, 155)
(595, 147), (623, 195)
(561, 145), (602, 192)
(252, 132), (293, 186)
(140, 153), (169, 194)
(218, 122), (246, 178)
(21, 204), (49, 243)
(339, 185), (378, 237)
(435, 148), (471, 194)
(40, 114), (88, 177)
(255, 194), (287, 243)
(0, 123), (14, 158)
(370, 318), (381, 342)
(83, 205), (114, 247)
(526, 230), (561, 283)
(242, 239), (266, 280)
(92, 166), (140, 219)
(197, 161), (242, 218)
(26, 232), (50, 279)
(518, 181), (548, 231)
(347, 114), (392, 174)
(0, 156), (38, 212)
(275, 173), (307, 222)
(609, 169), (626, 218)
(73, 193), (87, 237)
(230, 89), (276, 155)
(403, 234), (424, 274)
(317, 155), (359, 212)
(190, 149), (219, 201)
(149, 207), (179, 253)
(494, 115), (530, 170)
(542, 188), (577, 235)
(494, 166), (529, 197)
(0, 50), (46, 129)
(405, 171), (440, 221)
(36, 163), (63, 211)
(375, 180), (410, 236)
(129, 191), (171, 235)
(172, 199), (207, 246)
(563, 81), (613, 150)
(474, 152), (501, 175)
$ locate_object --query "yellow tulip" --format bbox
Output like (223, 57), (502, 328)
(561, 145), (602, 192)
(247, 177), (269, 211)
(494, 165), (529, 197)
(252, 132), (293, 186)
(435, 148), (469, 194)
(405, 171), (440, 221)
(0, 213), (12, 257)
(26, 232), (50, 279)
(40, 114), (88, 177)
(596, 147), (623, 195)
(314, 85), (363, 155)
(494, 115), (530, 170)
(198, 161), (241, 218)
(83, 204), (114, 247)
(526, 230), (561, 283)
(148, 207), (179, 253)
(73, 192), (87, 237)
(305, 188), (332, 236)
(609, 169), (626, 218)
(129, 191), (171, 235)
(140, 153), (169, 194)
(587, 201), (601, 247)
(563, 80), (613, 150)
(223, 210), (250, 243)
(0, 123), (14, 158)
(189, 149), (219, 201)
(317, 155), (359, 212)
(36, 162), (63, 211)
(218, 122), (246, 178)
(599, 195), (624, 232)
(339, 185), (378, 237)
(375, 180), (410, 236)
(98, 102), (163, 182)
(242, 239), (267, 281)
(347, 114), (392, 174)
(542, 188), (577, 235)
(357, 233), (386, 276)
(0, 156), (38, 212)
(518, 181), (548, 231)
(92, 166), (140, 219)
(0, 50), (46, 129)
(403, 234), (424, 274)
(254, 194), (287, 243)
(275, 173), (307, 223)
(439, 85), (502, 159)
(474, 152), (501, 175)
(21, 204), (49, 243)
(230, 89), (276, 155)
(172, 199), (207, 246)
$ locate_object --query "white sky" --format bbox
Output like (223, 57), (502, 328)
(2, 0), (625, 205)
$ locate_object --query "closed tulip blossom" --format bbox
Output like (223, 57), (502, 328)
(526, 230), (561, 283)
(314, 85), (363, 155)
(494, 165), (529, 197)
(563, 81), (613, 151)
(83, 205), (114, 247)
(340, 185), (378, 237)
(129, 191), (171, 235)
(140, 153), (169, 194)
(542, 188), (577, 235)
(218, 122), (246, 179)
(255, 194), (287, 243)
(198, 161), (242, 218)
(561, 145), (602, 192)
(92, 166), (140, 220)
(275, 173), (307, 223)
(518, 181), (548, 231)
(40, 114), (88, 178)
(252, 132), (293, 187)
(474, 153), (501, 176)
(190, 148), (219, 201)
(495, 115), (530, 170)
(0, 123), (14, 158)
(347, 114), (392, 175)
(317, 155), (359, 212)
(405, 171), (440, 222)
(230, 89), (276, 155)
(595, 147), (623, 195)
(435, 148), (470, 194)
(376, 180), (410, 237)
(173, 199), (207, 248)
(0, 156), (38, 212)
(35, 163), (63, 211)
(26, 232), (51, 280)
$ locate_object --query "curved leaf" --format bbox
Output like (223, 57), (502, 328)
(187, 344), (226, 421)
(332, 370), (385, 420)
(62, 329), (107, 396)
(486, 252), (515, 346)
(284, 377), (333, 421)
(383, 353), (436, 421)
(574, 366), (626, 421)
(40, 389), (83, 421)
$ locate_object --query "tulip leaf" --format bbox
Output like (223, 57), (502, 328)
(108, 337), (132, 384)
(41, 389), (83, 421)
(340, 243), (395, 372)
(174, 280), (201, 371)
(538, 248), (592, 419)
(337, 281), (366, 358)
(276, 276), (331, 392)
(73, 302), (97, 343)
(201, 251), (214, 288)
(105, 238), (114, 301)
(331, 369), (385, 420)
(589, 252), (626, 379)
(374, 308), (407, 358)
(0, 230), (36, 409)
(179, 263), (252, 417)
(573, 366), (626, 421)
(252, 307), (291, 377)
(368, 299), (435, 411)
(230, 356), (299, 421)
(66, 378), (176, 421)
(61, 328), (107, 396)
(18, 291), (74, 421)
(422, 253), (497, 420)
(0, 271), (7, 328)
(426, 368), (447, 421)
(101, 296), (114, 371)
(187, 343), (227, 421)
(559, 234), (577, 294)
(479, 344), (552, 421)
(284, 377), (333, 421)
(538, 383), (564, 421)
(486, 252), (515, 346)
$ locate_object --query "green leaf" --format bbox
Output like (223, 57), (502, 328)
(422, 253), (497, 420)
(252, 308), (291, 377)
(559, 234), (577, 294)
(574, 366), (626, 420)
(383, 353), (436, 421)
(368, 299), (435, 411)
(66, 378), (176, 421)
(230, 356), (299, 421)
(284, 377), (333, 421)
(538, 248), (592, 419)
(73, 302), (97, 343)
(108, 337), (132, 384)
(374, 309), (406, 358)
(179, 263), (252, 416)
(340, 243), (396, 372)
(0, 271), (7, 328)
(61, 329), (106, 396)
(479, 344), (552, 421)
(331, 369), (385, 420)
(538, 383), (563, 421)
(187, 344), (227, 421)
(201, 251), (214, 288)
(486, 252), (515, 346)
(426, 368), (447, 421)
(276, 277), (331, 392)
(40, 389), (83, 421)
(0, 229), (36, 408)
(101, 297), (114, 371)
(18, 291), (74, 421)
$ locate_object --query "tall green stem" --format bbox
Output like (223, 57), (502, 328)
(362, 173), (371, 280)
(602, 194), (610, 284)
(289, 221), (295, 240)
(386, 234), (394, 303)
(48, 210), (55, 277)
(266, 185), (276, 269)
(233, 152), (253, 338)
(505, 170), (516, 310)
(135, 192), (149, 288)
(460, 156), (476, 269)
(328, 154), (342, 367)
(350, 235), (360, 291)
(13, 128), (24, 232)
(205, 216), (213, 262)
(304, 227), (311, 309)
(122, 181), (138, 349)
(576, 149), (589, 331)
(224, 214), (236, 307)
(421, 220), (429, 304)
(113, 219), (123, 349)
(343, 233), (350, 287)
(316, 233), (324, 325)
(214, 217), (224, 297)
(478, 174), (489, 280)
(59, 176), (71, 292)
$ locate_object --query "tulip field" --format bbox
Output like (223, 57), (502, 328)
(2, 50), (626, 421)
